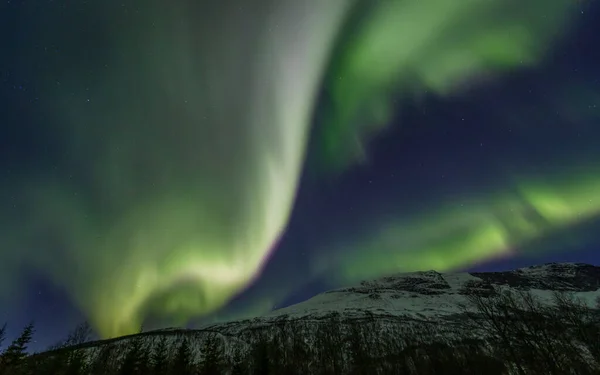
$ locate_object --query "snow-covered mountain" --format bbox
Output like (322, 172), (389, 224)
(207, 262), (600, 334)
(36, 262), (600, 373)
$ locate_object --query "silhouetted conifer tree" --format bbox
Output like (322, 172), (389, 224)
(42, 349), (69, 375)
(251, 337), (270, 375)
(315, 316), (344, 374)
(89, 345), (116, 375)
(269, 330), (285, 373)
(0, 322), (35, 375)
(172, 338), (193, 375)
(118, 339), (146, 375)
(42, 322), (91, 375)
(348, 324), (368, 375)
(230, 345), (247, 375)
(199, 333), (223, 375)
(0, 323), (6, 352)
(151, 336), (169, 375)
(285, 322), (309, 375)
(137, 342), (152, 375)
(66, 349), (87, 375)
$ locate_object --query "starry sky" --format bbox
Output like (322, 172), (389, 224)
(1, 0), (599, 351)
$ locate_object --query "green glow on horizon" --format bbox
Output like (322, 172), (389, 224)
(314, 168), (600, 283)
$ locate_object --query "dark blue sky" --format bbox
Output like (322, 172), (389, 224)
(1, 0), (599, 352)
(249, 0), (600, 320)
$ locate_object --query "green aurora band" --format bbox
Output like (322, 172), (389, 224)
(0, 0), (592, 338)
(313, 168), (600, 283)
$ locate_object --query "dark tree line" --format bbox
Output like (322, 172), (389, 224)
(0, 321), (35, 375)
(2, 289), (600, 374)
(458, 289), (600, 375)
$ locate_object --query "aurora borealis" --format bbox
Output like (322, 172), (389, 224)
(1, 0), (599, 345)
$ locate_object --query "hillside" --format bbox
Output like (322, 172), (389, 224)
(4, 262), (600, 374)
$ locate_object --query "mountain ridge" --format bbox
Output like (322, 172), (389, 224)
(22, 262), (600, 374)
(55, 262), (600, 347)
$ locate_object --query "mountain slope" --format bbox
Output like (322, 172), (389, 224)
(26, 262), (600, 374)
(209, 262), (600, 334)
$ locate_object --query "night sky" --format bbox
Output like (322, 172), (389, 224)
(1, 0), (599, 352)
